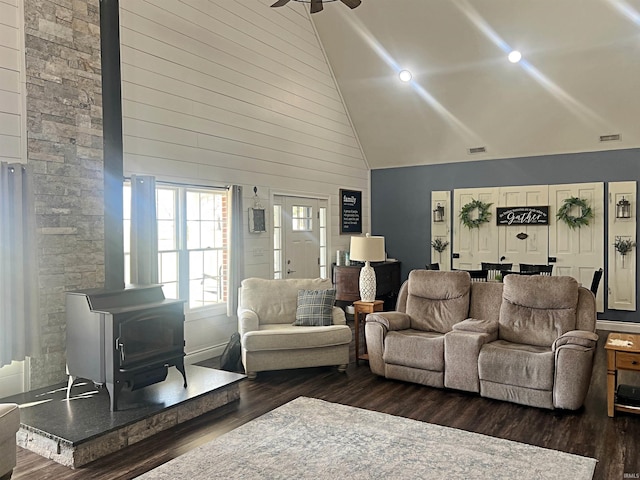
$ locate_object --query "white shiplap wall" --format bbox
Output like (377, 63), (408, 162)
(119, 0), (370, 360)
(0, 0), (26, 395)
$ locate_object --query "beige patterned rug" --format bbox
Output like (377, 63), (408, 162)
(136, 396), (596, 479)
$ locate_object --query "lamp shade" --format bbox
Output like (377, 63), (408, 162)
(349, 234), (385, 262)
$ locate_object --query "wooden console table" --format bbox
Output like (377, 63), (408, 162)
(353, 300), (383, 365)
(332, 261), (401, 308)
(605, 332), (640, 417)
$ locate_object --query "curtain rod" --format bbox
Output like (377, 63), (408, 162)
(123, 176), (229, 190)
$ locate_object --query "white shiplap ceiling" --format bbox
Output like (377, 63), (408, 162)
(307, 0), (640, 169)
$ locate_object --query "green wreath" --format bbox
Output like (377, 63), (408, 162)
(556, 197), (594, 229)
(459, 199), (493, 229)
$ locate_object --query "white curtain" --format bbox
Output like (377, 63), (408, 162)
(0, 163), (40, 368)
(227, 185), (245, 316)
(130, 174), (158, 285)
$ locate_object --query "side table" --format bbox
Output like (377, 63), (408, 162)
(605, 332), (640, 417)
(353, 300), (383, 365)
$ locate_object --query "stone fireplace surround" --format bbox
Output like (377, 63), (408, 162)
(8, 365), (243, 468)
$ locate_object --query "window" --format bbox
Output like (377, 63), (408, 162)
(124, 182), (228, 311)
(292, 205), (312, 231)
(156, 186), (179, 300)
(319, 206), (327, 279)
(273, 203), (282, 279)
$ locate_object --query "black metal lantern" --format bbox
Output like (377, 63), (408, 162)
(616, 197), (631, 219)
(433, 203), (445, 223)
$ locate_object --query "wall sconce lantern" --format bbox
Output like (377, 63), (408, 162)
(433, 203), (445, 223)
(616, 197), (631, 219)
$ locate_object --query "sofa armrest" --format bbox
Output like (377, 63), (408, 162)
(332, 306), (347, 325)
(553, 341), (597, 409)
(365, 312), (410, 377)
(366, 311), (411, 332)
(452, 318), (498, 334)
(238, 308), (259, 338)
(552, 330), (598, 352)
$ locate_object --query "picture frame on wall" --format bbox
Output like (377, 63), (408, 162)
(340, 189), (362, 234)
(249, 207), (266, 233)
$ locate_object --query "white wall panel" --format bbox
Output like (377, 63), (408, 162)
(121, 74), (360, 149)
(120, 0), (369, 359)
(0, 0), (23, 164)
(0, 360), (25, 397)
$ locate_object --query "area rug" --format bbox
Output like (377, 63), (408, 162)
(136, 396), (596, 479)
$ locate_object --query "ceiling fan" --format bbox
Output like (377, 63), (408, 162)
(271, 0), (362, 14)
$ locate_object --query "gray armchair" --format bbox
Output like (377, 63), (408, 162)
(475, 275), (598, 409)
(366, 270), (471, 388)
(0, 403), (19, 480)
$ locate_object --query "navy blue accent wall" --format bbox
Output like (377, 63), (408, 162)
(371, 148), (640, 322)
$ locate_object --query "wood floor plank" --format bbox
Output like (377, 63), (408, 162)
(10, 329), (640, 479)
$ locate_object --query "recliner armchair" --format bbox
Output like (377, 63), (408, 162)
(366, 270), (471, 388)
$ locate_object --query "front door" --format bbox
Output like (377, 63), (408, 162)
(283, 196), (321, 279)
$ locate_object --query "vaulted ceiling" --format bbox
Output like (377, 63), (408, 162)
(310, 0), (640, 169)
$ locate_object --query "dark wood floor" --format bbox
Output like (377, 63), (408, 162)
(11, 329), (640, 480)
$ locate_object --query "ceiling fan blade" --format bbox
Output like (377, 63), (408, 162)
(340, 0), (362, 8)
(271, 0), (291, 7)
(310, 0), (324, 14)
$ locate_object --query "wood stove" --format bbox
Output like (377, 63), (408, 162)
(66, 285), (187, 411)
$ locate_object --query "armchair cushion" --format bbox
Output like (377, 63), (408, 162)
(499, 275), (579, 347)
(383, 330), (444, 371)
(243, 324), (352, 350)
(240, 277), (332, 325)
(293, 289), (336, 326)
(479, 340), (554, 391)
(405, 270), (470, 333)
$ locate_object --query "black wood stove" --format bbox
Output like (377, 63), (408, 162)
(66, 285), (187, 411)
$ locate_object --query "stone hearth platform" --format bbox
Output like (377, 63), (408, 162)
(0, 365), (244, 469)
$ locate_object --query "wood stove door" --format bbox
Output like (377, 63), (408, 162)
(115, 305), (185, 369)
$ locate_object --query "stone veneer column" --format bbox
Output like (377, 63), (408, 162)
(24, 0), (104, 389)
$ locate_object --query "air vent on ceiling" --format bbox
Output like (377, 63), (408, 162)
(600, 134), (621, 142)
(467, 146), (487, 155)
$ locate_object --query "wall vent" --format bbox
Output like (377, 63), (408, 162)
(467, 146), (487, 154)
(600, 134), (621, 142)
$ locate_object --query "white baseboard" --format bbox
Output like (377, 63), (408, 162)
(185, 344), (227, 365)
(597, 320), (640, 333)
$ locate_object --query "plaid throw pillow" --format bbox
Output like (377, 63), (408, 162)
(294, 289), (336, 326)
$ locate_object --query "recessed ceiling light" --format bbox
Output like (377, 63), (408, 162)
(399, 70), (412, 82)
(508, 50), (522, 63)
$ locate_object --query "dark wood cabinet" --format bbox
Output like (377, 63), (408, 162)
(332, 261), (401, 308)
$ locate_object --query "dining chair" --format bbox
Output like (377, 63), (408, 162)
(590, 268), (603, 295)
(467, 269), (488, 282)
(481, 262), (512, 282)
(519, 263), (554, 276)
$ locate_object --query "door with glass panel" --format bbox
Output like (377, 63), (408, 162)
(273, 196), (327, 279)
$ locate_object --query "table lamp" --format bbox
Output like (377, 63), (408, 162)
(349, 233), (385, 302)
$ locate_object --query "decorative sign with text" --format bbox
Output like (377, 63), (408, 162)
(496, 206), (549, 226)
(340, 189), (362, 234)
